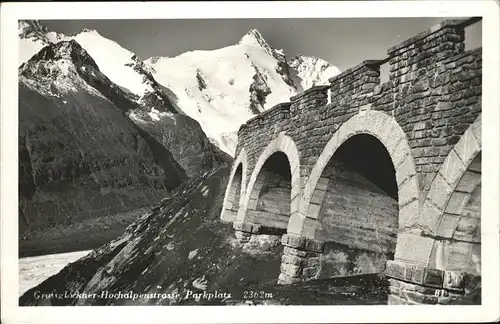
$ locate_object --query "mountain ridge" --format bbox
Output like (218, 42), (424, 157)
(144, 27), (340, 155)
(19, 20), (340, 156)
(18, 29), (228, 246)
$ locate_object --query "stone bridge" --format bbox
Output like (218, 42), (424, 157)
(220, 18), (482, 305)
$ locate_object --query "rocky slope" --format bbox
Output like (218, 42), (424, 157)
(146, 29), (340, 155)
(20, 167), (390, 306)
(17, 39), (227, 247)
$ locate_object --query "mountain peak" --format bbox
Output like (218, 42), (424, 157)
(21, 40), (100, 75)
(245, 29), (264, 39)
(237, 29), (271, 50)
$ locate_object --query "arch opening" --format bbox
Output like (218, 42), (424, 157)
(246, 151), (292, 234)
(221, 163), (244, 222)
(334, 134), (398, 200)
(309, 134), (399, 278)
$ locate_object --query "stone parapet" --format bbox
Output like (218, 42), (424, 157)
(387, 17), (481, 55)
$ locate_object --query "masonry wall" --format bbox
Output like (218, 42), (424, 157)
(246, 172), (291, 229)
(311, 159), (399, 278)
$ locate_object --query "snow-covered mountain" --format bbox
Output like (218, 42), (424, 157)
(289, 55), (341, 91)
(19, 22), (175, 117)
(146, 29), (340, 155)
(18, 20), (227, 178)
(19, 21), (340, 156)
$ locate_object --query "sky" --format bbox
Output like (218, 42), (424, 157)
(42, 18), (482, 71)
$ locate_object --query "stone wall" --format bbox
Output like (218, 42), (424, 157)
(314, 159), (398, 252)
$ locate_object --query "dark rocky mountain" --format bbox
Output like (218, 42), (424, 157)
(18, 40), (228, 255)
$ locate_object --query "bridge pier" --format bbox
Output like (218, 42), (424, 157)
(277, 234), (324, 284)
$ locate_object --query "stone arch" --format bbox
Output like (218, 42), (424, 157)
(415, 114), (481, 269)
(419, 114), (481, 234)
(220, 149), (248, 223)
(288, 110), (419, 237)
(236, 133), (301, 228)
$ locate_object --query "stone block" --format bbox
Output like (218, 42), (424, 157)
(284, 246), (308, 257)
(467, 153), (481, 172)
(443, 270), (465, 291)
(439, 149), (466, 187)
(225, 199), (235, 210)
(404, 290), (439, 304)
(398, 175), (419, 208)
(385, 260), (406, 280)
(435, 101), (453, 111)
(253, 180), (264, 190)
(470, 114), (481, 143)
(404, 264), (416, 281)
(249, 187), (260, 200)
(420, 201), (443, 233)
(422, 173), (436, 191)
(396, 154), (417, 187)
(302, 266), (318, 279)
(304, 238), (325, 253)
(411, 265), (427, 285)
(453, 216), (480, 242)
(445, 241), (474, 272)
(221, 209), (238, 223)
(455, 171), (481, 193)
(291, 171), (302, 195)
(287, 212), (305, 236)
(310, 188), (326, 205)
(445, 191), (470, 215)
(281, 254), (305, 266)
(453, 129), (480, 167)
(306, 203), (321, 219)
(281, 234), (306, 249)
(426, 173), (453, 210)
(301, 216), (322, 239)
(233, 221), (260, 234)
(280, 263), (302, 277)
(398, 199), (419, 229)
(306, 257), (320, 268)
(413, 122), (427, 131)
(316, 177), (330, 191)
(387, 278), (403, 290)
(247, 198), (258, 209)
(234, 230), (251, 243)
(394, 232), (434, 265)
(423, 268), (444, 288)
(437, 213), (460, 238)
(291, 195), (300, 214)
